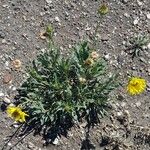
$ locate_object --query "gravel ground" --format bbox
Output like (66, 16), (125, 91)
(0, 0), (150, 149)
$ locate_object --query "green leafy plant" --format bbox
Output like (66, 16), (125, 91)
(128, 35), (149, 58)
(18, 39), (118, 127)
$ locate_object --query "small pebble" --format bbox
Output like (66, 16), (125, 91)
(3, 97), (11, 104)
(137, 0), (143, 6)
(104, 54), (110, 60)
(133, 18), (139, 25)
(140, 57), (147, 63)
(12, 86), (17, 91)
(2, 39), (7, 43)
(147, 43), (150, 49)
(116, 111), (123, 117)
(52, 137), (59, 145)
(55, 16), (60, 22)
(0, 91), (4, 97)
(146, 13), (150, 19)
(7, 142), (12, 146)
(124, 110), (130, 118)
(120, 102), (126, 107)
(45, 0), (52, 4)
(27, 142), (35, 149)
(122, 0), (128, 3)
(13, 124), (19, 128)
(135, 101), (141, 107)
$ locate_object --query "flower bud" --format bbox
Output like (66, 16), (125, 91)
(79, 77), (86, 84)
(84, 58), (94, 66)
(98, 4), (109, 15)
(46, 25), (53, 34)
(12, 59), (22, 69)
(90, 51), (99, 60)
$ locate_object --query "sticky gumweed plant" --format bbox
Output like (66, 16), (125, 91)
(18, 40), (118, 126)
(13, 4), (119, 127)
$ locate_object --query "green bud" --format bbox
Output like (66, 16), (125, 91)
(46, 25), (53, 35)
(98, 4), (109, 15)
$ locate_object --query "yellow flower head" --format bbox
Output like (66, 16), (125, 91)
(98, 4), (109, 15)
(127, 77), (146, 95)
(84, 58), (94, 66)
(7, 106), (28, 122)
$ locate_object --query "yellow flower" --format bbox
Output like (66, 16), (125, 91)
(7, 106), (28, 122)
(84, 58), (94, 66)
(127, 77), (146, 95)
(90, 51), (99, 60)
(98, 4), (109, 15)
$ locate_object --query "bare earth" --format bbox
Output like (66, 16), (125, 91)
(0, 0), (150, 150)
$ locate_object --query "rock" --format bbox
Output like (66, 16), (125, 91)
(8, 103), (15, 107)
(122, 0), (128, 3)
(55, 16), (60, 22)
(3, 72), (12, 84)
(133, 18), (139, 25)
(3, 97), (11, 104)
(135, 101), (141, 107)
(52, 137), (59, 145)
(11, 86), (16, 91)
(0, 91), (4, 97)
(45, 0), (52, 4)
(27, 142), (35, 149)
(137, 0), (143, 6)
(7, 142), (12, 146)
(68, 132), (73, 137)
(120, 102), (126, 107)
(101, 34), (109, 41)
(124, 13), (130, 17)
(5, 61), (9, 68)
(109, 103), (117, 110)
(146, 13), (150, 19)
(140, 57), (147, 63)
(2, 39), (7, 44)
(147, 68), (150, 76)
(13, 123), (19, 128)
(104, 54), (110, 60)
(147, 43), (150, 49)
(116, 111), (123, 117)
(124, 110), (130, 118)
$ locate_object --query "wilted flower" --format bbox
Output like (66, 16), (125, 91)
(127, 77), (146, 95)
(84, 58), (94, 66)
(12, 59), (22, 69)
(98, 4), (109, 15)
(39, 31), (47, 40)
(79, 77), (86, 84)
(90, 51), (99, 60)
(7, 106), (28, 122)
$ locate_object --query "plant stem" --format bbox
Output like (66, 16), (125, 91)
(92, 15), (103, 50)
